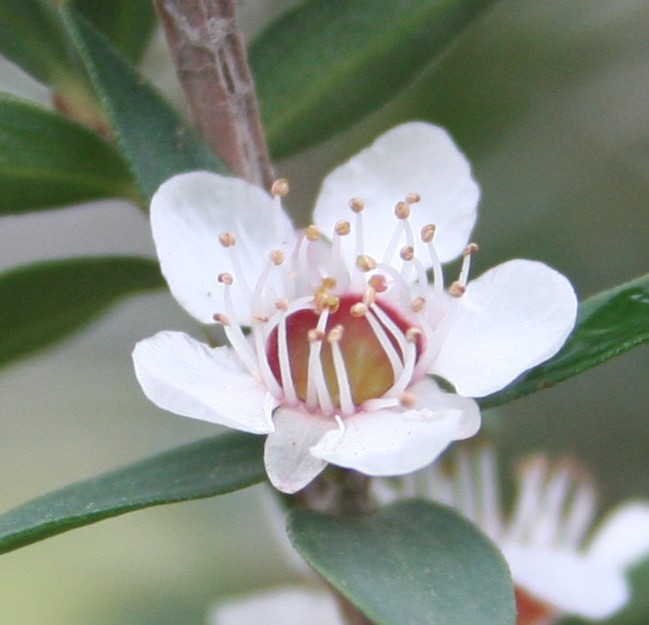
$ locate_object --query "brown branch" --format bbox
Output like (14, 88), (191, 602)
(154, 0), (274, 189)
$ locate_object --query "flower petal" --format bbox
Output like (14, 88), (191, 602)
(433, 259), (577, 397)
(502, 544), (630, 619)
(310, 379), (480, 475)
(264, 407), (337, 493)
(132, 331), (275, 433)
(150, 171), (296, 324)
(587, 502), (649, 570)
(313, 122), (479, 267)
(211, 586), (343, 625)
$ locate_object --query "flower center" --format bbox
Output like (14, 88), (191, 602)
(266, 293), (423, 414)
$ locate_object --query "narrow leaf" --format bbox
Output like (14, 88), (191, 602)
(251, 0), (495, 159)
(0, 432), (265, 555)
(288, 500), (515, 625)
(59, 7), (225, 200)
(0, 93), (139, 214)
(0, 256), (163, 368)
(70, 0), (157, 64)
(481, 273), (649, 409)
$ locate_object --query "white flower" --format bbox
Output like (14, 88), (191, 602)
(210, 586), (343, 625)
(132, 122), (577, 494)
(373, 445), (649, 624)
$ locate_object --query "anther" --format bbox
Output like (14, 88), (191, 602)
(368, 274), (388, 293)
(449, 281), (466, 298)
(349, 197), (365, 213)
(411, 297), (426, 313)
(322, 277), (337, 290)
(271, 178), (290, 197)
(400, 245), (415, 261)
(405, 327), (422, 343)
(399, 392), (417, 408)
(405, 192), (421, 205)
(212, 313), (230, 325)
(308, 328), (326, 342)
(275, 298), (289, 311)
(350, 302), (368, 317)
(252, 313), (269, 324)
(356, 254), (377, 272)
(464, 242), (480, 256)
(334, 220), (351, 236)
(269, 249), (285, 265)
(218, 231), (236, 247)
(305, 225), (321, 241)
(218, 272), (234, 285)
(327, 324), (344, 343)
(395, 201), (411, 220)
(421, 224), (436, 243)
(325, 294), (340, 312)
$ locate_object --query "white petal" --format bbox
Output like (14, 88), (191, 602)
(502, 544), (630, 619)
(433, 259), (577, 397)
(132, 331), (274, 433)
(587, 502), (649, 569)
(151, 171), (296, 324)
(313, 122), (479, 267)
(311, 379), (480, 476)
(264, 407), (337, 493)
(210, 586), (343, 625)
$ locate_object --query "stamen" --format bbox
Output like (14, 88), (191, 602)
(458, 242), (479, 285)
(400, 245), (414, 261)
(276, 302), (298, 404)
(394, 201), (411, 220)
(364, 307), (405, 380)
(305, 309), (335, 414)
(328, 325), (355, 416)
(356, 254), (377, 272)
(252, 313), (284, 398)
(405, 192), (421, 205)
(387, 326), (418, 396)
(269, 249), (285, 265)
(362, 287), (377, 306)
(270, 178), (289, 197)
(421, 224), (444, 302)
(218, 231), (236, 247)
(399, 391), (417, 408)
(449, 281), (466, 298)
(411, 297), (426, 313)
(334, 219), (351, 236)
(368, 274), (388, 293)
(218, 272), (233, 285)
(348, 197), (365, 213)
(305, 225), (321, 241)
(350, 197), (365, 258)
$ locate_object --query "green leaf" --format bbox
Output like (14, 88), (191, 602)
(0, 256), (163, 368)
(0, 93), (139, 214)
(251, 0), (495, 159)
(288, 500), (516, 625)
(481, 273), (649, 409)
(59, 7), (225, 201)
(0, 0), (81, 87)
(0, 432), (265, 555)
(70, 0), (157, 64)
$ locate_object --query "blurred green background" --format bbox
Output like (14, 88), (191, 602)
(0, 0), (647, 623)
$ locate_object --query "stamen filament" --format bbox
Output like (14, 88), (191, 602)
(328, 325), (355, 416)
(305, 309), (335, 414)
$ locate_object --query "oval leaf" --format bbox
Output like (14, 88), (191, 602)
(0, 256), (163, 368)
(288, 500), (516, 625)
(251, 0), (495, 159)
(0, 432), (265, 555)
(59, 7), (225, 200)
(0, 93), (139, 214)
(481, 273), (649, 409)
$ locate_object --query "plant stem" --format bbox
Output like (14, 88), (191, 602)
(154, 0), (274, 189)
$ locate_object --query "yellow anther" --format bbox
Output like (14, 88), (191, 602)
(394, 201), (411, 220)
(349, 197), (365, 213)
(400, 245), (415, 261)
(421, 224), (436, 243)
(269, 249), (285, 265)
(305, 225), (321, 241)
(356, 254), (377, 272)
(271, 178), (290, 197)
(218, 272), (234, 285)
(325, 294), (340, 313)
(405, 192), (421, 205)
(327, 324), (344, 343)
(350, 302), (368, 317)
(449, 281), (466, 298)
(399, 391), (417, 408)
(218, 231), (236, 247)
(335, 220), (351, 236)
(322, 277), (337, 290)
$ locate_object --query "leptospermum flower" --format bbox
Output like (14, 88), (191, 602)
(132, 122), (577, 493)
(373, 445), (649, 625)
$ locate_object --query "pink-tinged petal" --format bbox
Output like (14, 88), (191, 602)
(587, 502), (649, 570)
(313, 122), (479, 267)
(150, 171), (296, 324)
(132, 331), (274, 434)
(264, 407), (338, 494)
(433, 259), (577, 397)
(310, 379), (480, 476)
(211, 586), (343, 625)
(502, 544), (629, 619)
